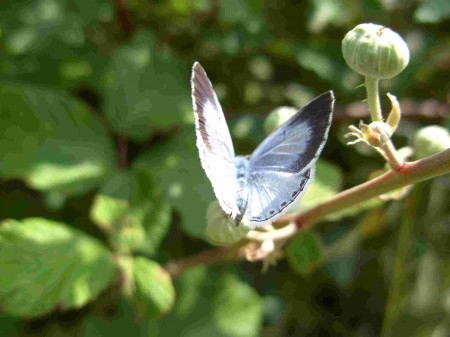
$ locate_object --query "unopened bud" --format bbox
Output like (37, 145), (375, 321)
(206, 201), (249, 246)
(413, 125), (450, 159)
(342, 23), (410, 79)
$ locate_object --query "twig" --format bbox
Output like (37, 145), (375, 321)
(115, 0), (134, 37)
(285, 148), (450, 228)
(165, 243), (247, 277)
(165, 149), (450, 276)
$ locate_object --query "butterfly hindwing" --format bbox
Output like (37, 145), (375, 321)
(245, 92), (335, 226)
(191, 62), (240, 218)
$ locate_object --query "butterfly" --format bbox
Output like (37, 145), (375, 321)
(191, 62), (334, 228)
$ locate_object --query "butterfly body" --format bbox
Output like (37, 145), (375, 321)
(191, 62), (334, 228)
(234, 156), (250, 224)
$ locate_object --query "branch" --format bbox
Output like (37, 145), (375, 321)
(165, 149), (450, 276)
(115, 0), (134, 37)
(284, 148), (450, 227)
(165, 243), (247, 277)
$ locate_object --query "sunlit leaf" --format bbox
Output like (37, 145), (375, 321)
(414, 0), (450, 23)
(159, 268), (262, 337)
(90, 168), (171, 255)
(102, 30), (190, 141)
(134, 129), (214, 238)
(0, 83), (116, 196)
(0, 218), (116, 317)
(133, 257), (175, 319)
(306, 0), (353, 33)
(212, 274), (262, 337)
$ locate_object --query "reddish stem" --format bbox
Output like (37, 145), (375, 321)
(115, 0), (134, 37)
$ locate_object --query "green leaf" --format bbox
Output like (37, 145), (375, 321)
(300, 160), (343, 210)
(159, 267), (262, 337)
(286, 231), (323, 276)
(133, 257), (175, 319)
(306, 0), (353, 33)
(0, 312), (19, 337)
(90, 168), (171, 255)
(295, 42), (347, 84)
(0, 83), (116, 196)
(81, 300), (158, 337)
(212, 274), (263, 337)
(414, 0), (450, 23)
(102, 30), (190, 141)
(0, 218), (117, 317)
(134, 129), (215, 238)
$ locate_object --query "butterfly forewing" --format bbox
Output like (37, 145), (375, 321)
(245, 92), (334, 226)
(191, 62), (240, 218)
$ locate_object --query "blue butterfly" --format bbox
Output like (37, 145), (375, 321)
(191, 62), (334, 228)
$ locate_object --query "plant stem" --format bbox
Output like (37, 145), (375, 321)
(166, 149), (450, 275)
(380, 140), (404, 171)
(365, 76), (404, 170)
(285, 148), (450, 228)
(115, 0), (134, 38)
(165, 243), (247, 277)
(365, 76), (383, 121)
(380, 193), (417, 337)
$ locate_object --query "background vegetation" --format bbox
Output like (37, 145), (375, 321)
(0, 0), (449, 336)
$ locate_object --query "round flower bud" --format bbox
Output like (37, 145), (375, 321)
(342, 23), (410, 79)
(413, 125), (450, 159)
(264, 106), (297, 135)
(205, 201), (249, 246)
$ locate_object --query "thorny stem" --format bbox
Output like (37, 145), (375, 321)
(166, 149), (450, 276)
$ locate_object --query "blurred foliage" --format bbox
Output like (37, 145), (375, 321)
(0, 0), (449, 336)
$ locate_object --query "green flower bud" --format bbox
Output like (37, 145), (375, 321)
(264, 106), (297, 135)
(360, 121), (393, 147)
(413, 125), (450, 159)
(342, 23), (410, 79)
(205, 201), (249, 246)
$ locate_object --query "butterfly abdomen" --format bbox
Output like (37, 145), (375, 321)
(234, 156), (250, 224)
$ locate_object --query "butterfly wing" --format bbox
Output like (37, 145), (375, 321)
(191, 62), (240, 218)
(244, 91), (335, 227)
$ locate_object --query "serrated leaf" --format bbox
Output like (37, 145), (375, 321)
(81, 300), (158, 337)
(0, 218), (116, 317)
(134, 129), (214, 238)
(212, 275), (262, 337)
(102, 30), (190, 141)
(133, 257), (175, 319)
(286, 231), (323, 276)
(90, 168), (171, 256)
(0, 83), (115, 196)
